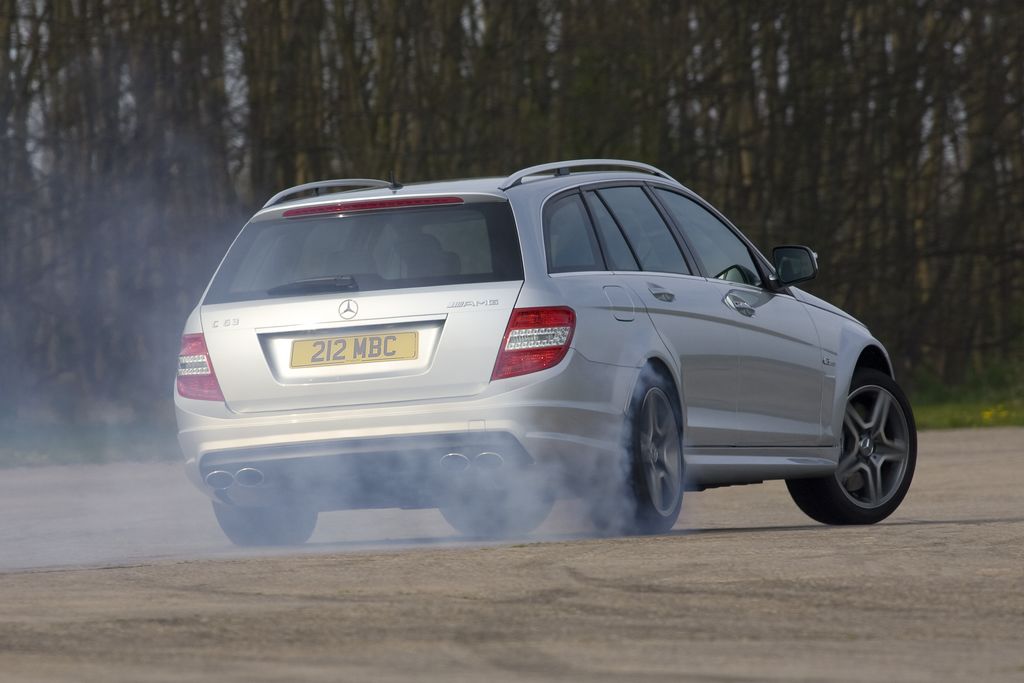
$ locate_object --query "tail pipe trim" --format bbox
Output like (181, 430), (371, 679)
(204, 470), (234, 490)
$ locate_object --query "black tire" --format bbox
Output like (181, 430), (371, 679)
(787, 368), (917, 525)
(438, 470), (554, 538)
(589, 368), (684, 535)
(212, 501), (318, 546)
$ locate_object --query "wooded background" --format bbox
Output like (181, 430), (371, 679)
(2, 0), (1022, 425)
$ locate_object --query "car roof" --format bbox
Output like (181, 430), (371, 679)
(238, 163), (747, 289)
(254, 168), (697, 219)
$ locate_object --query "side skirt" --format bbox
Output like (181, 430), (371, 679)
(684, 445), (838, 489)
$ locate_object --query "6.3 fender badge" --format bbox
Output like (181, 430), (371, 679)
(339, 299), (359, 320)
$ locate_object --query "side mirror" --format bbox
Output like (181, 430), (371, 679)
(772, 245), (818, 286)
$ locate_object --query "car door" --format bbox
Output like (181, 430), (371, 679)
(539, 190), (643, 369)
(652, 187), (825, 447)
(585, 185), (740, 447)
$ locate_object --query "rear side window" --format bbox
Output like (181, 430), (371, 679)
(205, 201), (523, 303)
(584, 192), (639, 271)
(544, 194), (604, 273)
(654, 189), (762, 287)
(597, 187), (690, 275)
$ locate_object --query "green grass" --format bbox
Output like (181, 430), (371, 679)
(913, 400), (1024, 430)
(909, 358), (1024, 430)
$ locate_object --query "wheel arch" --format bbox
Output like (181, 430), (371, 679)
(641, 355), (677, 390)
(629, 354), (686, 428)
(826, 331), (897, 453)
(855, 344), (894, 378)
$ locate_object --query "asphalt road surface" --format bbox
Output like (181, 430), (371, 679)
(1, 428), (1022, 681)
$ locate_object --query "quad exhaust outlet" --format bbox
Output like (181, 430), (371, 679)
(204, 470), (234, 490)
(439, 451), (504, 472)
(439, 452), (471, 472)
(235, 467), (265, 487)
(474, 451), (504, 469)
(205, 467), (265, 489)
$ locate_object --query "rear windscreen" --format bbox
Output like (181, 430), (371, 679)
(204, 201), (523, 304)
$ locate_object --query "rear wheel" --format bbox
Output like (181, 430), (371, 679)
(787, 368), (917, 525)
(589, 369), (684, 535)
(212, 502), (318, 546)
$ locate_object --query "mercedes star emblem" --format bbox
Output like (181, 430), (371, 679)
(339, 298), (359, 320)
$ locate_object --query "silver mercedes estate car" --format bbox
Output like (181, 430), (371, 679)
(176, 159), (916, 545)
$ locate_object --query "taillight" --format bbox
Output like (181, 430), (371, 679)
(176, 333), (224, 401)
(491, 307), (576, 381)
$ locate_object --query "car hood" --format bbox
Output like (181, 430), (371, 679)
(790, 287), (865, 327)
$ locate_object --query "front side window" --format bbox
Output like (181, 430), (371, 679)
(655, 189), (762, 287)
(544, 194), (604, 273)
(597, 187), (689, 275)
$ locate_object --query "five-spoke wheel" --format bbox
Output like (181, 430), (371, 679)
(638, 386), (684, 520)
(787, 368), (917, 525)
(589, 369), (684, 535)
(837, 384), (912, 508)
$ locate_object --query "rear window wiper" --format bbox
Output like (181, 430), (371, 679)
(266, 275), (359, 297)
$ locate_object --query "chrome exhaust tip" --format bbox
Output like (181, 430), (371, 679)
(204, 470), (235, 490)
(439, 452), (470, 472)
(475, 452), (503, 469)
(235, 467), (264, 487)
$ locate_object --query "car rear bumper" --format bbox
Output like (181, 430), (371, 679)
(175, 350), (637, 509)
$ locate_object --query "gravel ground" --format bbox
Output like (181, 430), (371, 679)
(0, 428), (1021, 681)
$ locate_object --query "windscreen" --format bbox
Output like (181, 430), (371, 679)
(205, 201), (523, 304)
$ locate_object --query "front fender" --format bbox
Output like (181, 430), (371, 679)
(801, 300), (892, 455)
(830, 328), (893, 452)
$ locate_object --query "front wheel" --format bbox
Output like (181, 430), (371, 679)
(787, 368), (917, 525)
(212, 502), (318, 546)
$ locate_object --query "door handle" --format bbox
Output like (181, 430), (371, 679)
(724, 293), (756, 317)
(647, 284), (675, 302)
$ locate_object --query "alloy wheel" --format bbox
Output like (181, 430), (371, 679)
(837, 385), (911, 508)
(638, 387), (683, 517)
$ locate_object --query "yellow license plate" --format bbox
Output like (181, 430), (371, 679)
(290, 331), (419, 368)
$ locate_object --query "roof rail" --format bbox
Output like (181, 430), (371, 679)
(499, 159), (678, 190)
(263, 179), (394, 209)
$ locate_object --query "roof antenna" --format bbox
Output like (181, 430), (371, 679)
(388, 170), (403, 191)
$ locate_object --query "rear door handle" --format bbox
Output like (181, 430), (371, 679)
(724, 293), (756, 317)
(647, 284), (675, 302)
